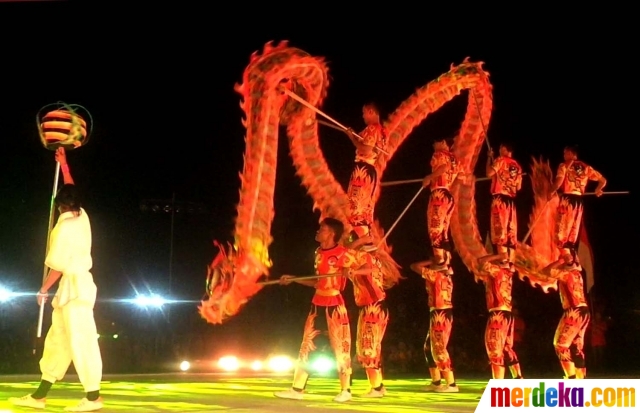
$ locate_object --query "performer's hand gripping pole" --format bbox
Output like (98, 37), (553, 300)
(280, 88), (389, 155)
(365, 186), (426, 252)
(258, 273), (335, 286)
(37, 161), (61, 338)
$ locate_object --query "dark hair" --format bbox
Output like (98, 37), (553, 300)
(564, 145), (579, 155)
(434, 137), (454, 147)
(54, 184), (82, 212)
(363, 102), (379, 114)
(500, 142), (514, 153)
(321, 218), (344, 243)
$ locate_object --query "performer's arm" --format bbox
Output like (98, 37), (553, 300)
(478, 254), (502, 265)
(485, 150), (496, 177)
(279, 275), (316, 287)
(550, 163), (569, 195)
(589, 167), (607, 196)
(40, 269), (63, 294)
(410, 260), (432, 275)
(346, 235), (373, 250)
(346, 128), (374, 155)
(540, 258), (566, 279)
(55, 147), (75, 185)
(344, 261), (373, 278)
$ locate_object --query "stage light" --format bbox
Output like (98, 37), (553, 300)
(310, 355), (334, 374)
(179, 361), (190, 371)
(133, 294), (166, 308)
(218, 356), (239, 371)
(250, 360), (262, 371)
(0, 287), (12, 303)
(267, 355), (294, 372)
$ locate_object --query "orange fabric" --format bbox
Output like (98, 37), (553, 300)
(490, 156), (522, 197)
(556, 161), (603, 195)
(312, 245), (357, 306)
(355, 124), (385, 165)
(429, 150), (460, 190)
(421, 268), (453, 311)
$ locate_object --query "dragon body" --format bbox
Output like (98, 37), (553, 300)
(200, 42), (504, 324)
(512, 158), (559, 291)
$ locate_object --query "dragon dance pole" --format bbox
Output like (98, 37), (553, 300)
(258, 273), (336, 286)
(281, 89), (389, 155)
(37, 162), (61, 338)
(381, 173), (528, 187)
(371, 186), (426, 250)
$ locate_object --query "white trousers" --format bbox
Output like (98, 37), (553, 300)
(40, 301), (102, 392)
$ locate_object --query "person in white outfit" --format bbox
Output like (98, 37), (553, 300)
(9, 147), (103, 412)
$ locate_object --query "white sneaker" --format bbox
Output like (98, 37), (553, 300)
(64, 397), (104, 412)
(435, 385), (459, 393)
(423, 383), (445, 392)
(360, 388), (384, 398)
(333, 390), (352, 402)
(274, 388), (303, 400)
(8, 395), (46, 409)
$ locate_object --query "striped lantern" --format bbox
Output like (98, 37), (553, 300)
(36, 102), (93, 150)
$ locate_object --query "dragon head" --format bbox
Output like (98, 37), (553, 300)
(198, 241), (265, 324)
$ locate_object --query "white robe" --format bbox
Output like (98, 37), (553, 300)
(41, 208), (102, 392)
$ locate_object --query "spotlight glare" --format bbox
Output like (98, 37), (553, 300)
(179, 361), (190, 371)
(267, 355), (294, 372)
(218, 356), (239, 371)
(133, 294), (166, 308)
(250, 360), (262, 371)
(310, 355), (334, 374)
(0, 287), (12, 303)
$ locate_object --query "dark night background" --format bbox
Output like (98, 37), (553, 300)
(0, 2), (638, 376)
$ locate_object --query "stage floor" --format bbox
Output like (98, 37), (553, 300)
(0, 373), (486, 412)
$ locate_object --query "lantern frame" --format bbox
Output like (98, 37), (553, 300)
(36, 101), (94, 151)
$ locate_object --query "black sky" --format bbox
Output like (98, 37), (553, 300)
(0, 3), (637, 354)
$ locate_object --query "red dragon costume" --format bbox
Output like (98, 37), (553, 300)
(551, 148), (606, 266)
(477, 256), (523, 379)
(346, 104), (386, 239)
(198, 42), (496, 326)
(487, 145), (523, 269)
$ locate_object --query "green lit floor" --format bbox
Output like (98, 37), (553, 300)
(0, 373), (487, 412)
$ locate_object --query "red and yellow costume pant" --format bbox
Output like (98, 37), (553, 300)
(490, 194), (517, 263)
(356, 301), (388, 389)
(555, 194), (584, 263)
(427, 189), (454, 264)
(423, 308), (453, 371)
(347, 161), (377, 238)
(485, 310), (519, 367)
(293, 304), (351, 390)
(554, 306), (590, 378)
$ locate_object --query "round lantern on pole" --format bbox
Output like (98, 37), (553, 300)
(35, 102), (94, 339)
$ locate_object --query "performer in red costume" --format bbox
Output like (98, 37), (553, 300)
(486, 143), (522, 270)
(274, 218), (371, 403)
(477, 254), (524, 379)
(345, 236), (389, 397)
(549, 145), (606, 267)
(345, 104), (386, 239)
(422, 137), (463, 271)
(541, 258), (590, 379)
(410, 259), (459, 393)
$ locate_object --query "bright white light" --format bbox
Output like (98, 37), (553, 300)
(218, 356), (239, 371)
(179, 361), (190, 371)
(311, 355), (334, 374)
(250, 360), (262, 371)
(0, 287), (12, 303)
(133, 294), (166, 308)
(267, 355), (294, 372)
